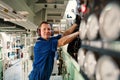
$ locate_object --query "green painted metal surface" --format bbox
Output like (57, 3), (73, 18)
(0, 60), (3, 80)
(0, 47), (3, 80)
(61, 45), (84, 80)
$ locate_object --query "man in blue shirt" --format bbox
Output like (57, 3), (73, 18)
(29, 19), (80, 80)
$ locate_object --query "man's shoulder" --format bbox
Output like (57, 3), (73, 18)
(36, 40), (41, 43)
(51, 34), (62, 39)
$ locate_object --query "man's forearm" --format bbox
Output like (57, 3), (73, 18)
(62, 24), (78, 36)
(54, 30), (64, 34)
(58, 31), (79, 47)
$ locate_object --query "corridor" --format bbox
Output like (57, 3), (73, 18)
(4, 59), (62, 80)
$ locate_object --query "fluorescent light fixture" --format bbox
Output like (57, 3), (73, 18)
(4, 18), (27, 21)
(0, 26), (16, 29)
(17, 11), (29, 16)
(52, 24), (60, 27)
(0, 29), (26, 32)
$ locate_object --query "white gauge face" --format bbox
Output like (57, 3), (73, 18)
(101, 59), (120, 80)
(77, 48), (86, 68)
(87, 14), (99, 40)
(84, 51), (97, 78)
(79, 20), (87, 40)
(99, 3), (120, 41)
(96, 56), (120, 80)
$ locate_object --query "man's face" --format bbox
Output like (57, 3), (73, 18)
(40, 23), (52, 40)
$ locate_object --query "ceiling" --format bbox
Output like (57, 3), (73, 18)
(0, 0), (68, 33)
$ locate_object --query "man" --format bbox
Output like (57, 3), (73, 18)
(29, 16), (81, 80)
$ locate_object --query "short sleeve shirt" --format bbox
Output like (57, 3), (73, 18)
(29, 35), (61, 80)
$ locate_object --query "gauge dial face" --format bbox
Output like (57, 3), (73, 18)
(79, 20), (87, 40)
(96, 56), (120, 80)
(87, 14), (99, 40)
(77, 48), (86, 68)
(99, 3), (120, 41)
(84, 51), (97, 78)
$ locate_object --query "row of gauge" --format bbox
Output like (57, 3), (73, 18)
(77, 48), (120, 80)
(79, 2), (120, 41)
(77, 2), (120, 80)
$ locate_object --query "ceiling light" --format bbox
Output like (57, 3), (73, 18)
(0, 26), (16, 29)
(17, 11), (29, 16)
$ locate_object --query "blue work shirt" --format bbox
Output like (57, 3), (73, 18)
(29, 35), (61, 80)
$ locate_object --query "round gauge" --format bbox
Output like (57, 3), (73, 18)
(86, 14), (99, 40)
(84, 51), (97, 78)
(99, 3), (120, 41)
(96, 55), (120, 80)
(77, 48), (86, 68)
(79, 20), (87, 40)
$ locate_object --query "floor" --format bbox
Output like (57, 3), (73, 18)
(4, 59), (63, 80)
(50, 59), (62, 80)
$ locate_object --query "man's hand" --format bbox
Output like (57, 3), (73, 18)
(75, 15), (81, 26)
(74, 15), (81, 32)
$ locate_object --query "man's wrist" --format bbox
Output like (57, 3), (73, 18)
(73, 23), (78, 27)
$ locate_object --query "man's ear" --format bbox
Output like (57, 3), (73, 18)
(37, 28), (41, 36)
